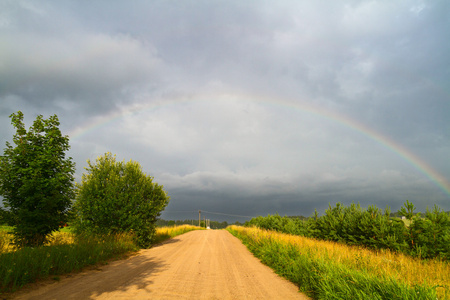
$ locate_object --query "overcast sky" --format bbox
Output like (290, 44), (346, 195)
(1, 0), (449, 222)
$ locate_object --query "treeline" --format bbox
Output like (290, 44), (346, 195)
(246, 201), (450, 260)
(156, 219), (243, 229)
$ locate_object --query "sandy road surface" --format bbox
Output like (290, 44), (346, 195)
(13, 230), (309, 300)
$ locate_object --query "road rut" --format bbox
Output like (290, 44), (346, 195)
(13, 230), (309, 299)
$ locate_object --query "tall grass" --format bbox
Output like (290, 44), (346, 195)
(0, 232), (138, 292)
(0, 225), (202, 293)
(228, 225), (449, 299)
(247, 202), (450, 260)
(1, 227), (74, 254)
(153, 225), (204, 244)
(0, 227), (15, 253)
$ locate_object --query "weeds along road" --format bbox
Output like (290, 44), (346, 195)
(14, 230), (309, 300)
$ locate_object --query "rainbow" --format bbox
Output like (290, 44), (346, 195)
(68, 93), (450, 198)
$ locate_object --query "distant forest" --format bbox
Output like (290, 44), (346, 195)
(154, 210), (450, 230)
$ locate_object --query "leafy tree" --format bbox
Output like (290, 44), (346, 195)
(0, 111), (75, 246)
(73, 153), (170, 248)
(0, 206), (15, 225)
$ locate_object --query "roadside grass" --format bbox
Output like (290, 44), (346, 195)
(0, 224), (202, 293)
(0, 232), (138, 293)
(0, 226), (14, 253)
(153, 225), (205, 244)
(1, 226), (75, 254)
(227, 225), (449, 300)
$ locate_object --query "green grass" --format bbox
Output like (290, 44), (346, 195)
(227, 226), (443, 300)
(0, 233), (139, 293)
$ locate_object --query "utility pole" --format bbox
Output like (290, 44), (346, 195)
(198, 210), (201, 227)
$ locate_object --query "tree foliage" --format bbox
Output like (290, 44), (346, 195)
(0, 111), (75, 246)
(73, 153), (170, 248)
(408, 205), (450, 259)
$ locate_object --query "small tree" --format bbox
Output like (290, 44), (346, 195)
(0, 111), (75, 246)
(399, 200), (421, 252)
(73, 153), (169, 248)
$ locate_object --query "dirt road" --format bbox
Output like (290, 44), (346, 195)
(13, 230), (309, 299)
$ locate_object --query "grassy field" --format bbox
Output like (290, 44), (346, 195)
(153, 224), (205, 244)
(0, 224), (202, 293)
(228, 225), (450, 300)
(0, 226), (14, 253)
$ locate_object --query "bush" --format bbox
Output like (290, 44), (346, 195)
(73, 153), (169, 248)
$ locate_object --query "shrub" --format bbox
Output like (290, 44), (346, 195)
(73, 153), (169, 248)
(246, 201), (450, 260)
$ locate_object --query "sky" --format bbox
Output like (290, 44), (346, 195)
(1, 0), (449, 222)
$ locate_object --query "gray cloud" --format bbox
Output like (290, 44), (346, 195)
(1, 0), (449, 221)
(0, 32), (163, 115)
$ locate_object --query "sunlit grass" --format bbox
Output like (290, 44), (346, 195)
(1, 224), (202, 254)
(153, 224), (205, 244)
(0, 232), (138, 293)
(228, 225), (449, 299)
(0, 227), (15, 253)
(0, 227), (75, 254)
(0, 224), (203, 293)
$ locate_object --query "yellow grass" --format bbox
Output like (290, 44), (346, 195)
(1, 225), (200, 254)
(0, 229), (14, 253)
(230, 225), (450, 297)
(0, 229), (75, 253)
(155, 225), (203, 238)
(153, 225), (204, 244)
(47, 231), (75, 245)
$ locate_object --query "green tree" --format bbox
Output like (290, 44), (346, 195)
(0, 111), (75, 246)
(0, 206), (14, 225)
(73, 153), (170, 248)
(0, 206), (6, 225)
(399, 200), (420, 251)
